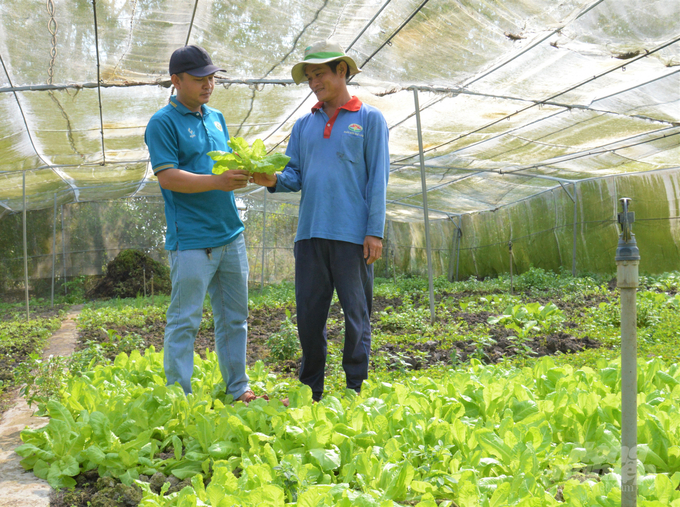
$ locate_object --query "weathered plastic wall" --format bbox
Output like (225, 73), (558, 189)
(379, 167), (680, 279)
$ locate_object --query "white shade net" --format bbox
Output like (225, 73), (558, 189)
(0, 0), (678, 221)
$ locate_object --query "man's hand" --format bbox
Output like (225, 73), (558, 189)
(363, 235), (383, 265)
(215, 169), (250, 192)
(250, 172), (277, 187)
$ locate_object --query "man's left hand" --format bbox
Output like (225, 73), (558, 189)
(363, 236), (383, 265)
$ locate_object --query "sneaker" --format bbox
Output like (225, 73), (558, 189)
(236, 390), (269, 405)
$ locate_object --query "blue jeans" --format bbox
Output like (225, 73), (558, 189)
(164, 234), (250, 397)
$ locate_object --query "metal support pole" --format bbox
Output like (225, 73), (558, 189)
(383, 219), (390, 278)
(389, 220), (397, 283)
(616, 197), (640, 507)
(412, 88), (435, 324)
(447, 216), (462, 282)
(51, 193), (57, 307)
(22, 172), (29, 321)
(509, 241), (514, 294)
(61, 204), (67, 295)
(456, 215), (461, 282)
(260, 190), (267, 292)
(572, 183), (578, 276)
(447, 219), (456, 283)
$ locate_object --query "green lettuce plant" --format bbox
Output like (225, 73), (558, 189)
(209, 137), (290, 175)
(488, 302), (564, 334)
(15, 347), (680, 506)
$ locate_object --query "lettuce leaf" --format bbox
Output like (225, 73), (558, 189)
(209, 137), (289, 175)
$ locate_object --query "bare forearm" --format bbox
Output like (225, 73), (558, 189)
(156, 168), (249, 193)
(156, 169), (219, 193)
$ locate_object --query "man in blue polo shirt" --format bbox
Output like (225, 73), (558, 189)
(252, 40), (390, 403)
(145, 45), (263, 403)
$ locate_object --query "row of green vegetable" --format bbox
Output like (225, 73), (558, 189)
(12, 269), (680, 505)
(16, 345), (680, 506)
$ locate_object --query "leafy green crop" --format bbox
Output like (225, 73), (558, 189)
(0, 316), (62, 396)
(16, 346), (680, 506)
(14, 273), (680, 506)
(209, 137), (290, 175)
(266, 309), (299, 362)
(78, 305), (166, 331)
(488, 302), (564, 334)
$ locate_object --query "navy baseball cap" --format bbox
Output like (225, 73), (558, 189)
(169, 45), (225, 77)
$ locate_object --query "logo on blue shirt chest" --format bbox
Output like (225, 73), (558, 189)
(186, 121), (222, 140)
(344, 123), (364, 137)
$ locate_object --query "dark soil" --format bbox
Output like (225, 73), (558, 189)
(377, 331), (600, 370)
(76, 292), (606, 379)
(51, 473), (143, 507)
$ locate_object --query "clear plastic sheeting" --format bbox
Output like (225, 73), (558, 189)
(0, 0), (677, 223)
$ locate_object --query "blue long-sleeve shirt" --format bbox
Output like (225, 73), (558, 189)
(271, 97), (390, 245)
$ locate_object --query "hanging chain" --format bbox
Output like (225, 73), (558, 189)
(46, 0), (58, 85)
(46, 0), (81, 156)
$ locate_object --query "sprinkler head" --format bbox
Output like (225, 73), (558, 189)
(615, 198), (640, 262)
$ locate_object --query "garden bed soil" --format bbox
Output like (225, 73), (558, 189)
(76, 293), (605, 378)
(377, 331), (601, 370)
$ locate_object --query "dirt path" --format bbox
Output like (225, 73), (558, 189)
(0, 305), (82, 507)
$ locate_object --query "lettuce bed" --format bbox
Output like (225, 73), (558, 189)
(16, 346), (680, 506)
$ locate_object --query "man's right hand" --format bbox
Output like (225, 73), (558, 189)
(250, 172), (277, 188)
(215, 169), (250, 192)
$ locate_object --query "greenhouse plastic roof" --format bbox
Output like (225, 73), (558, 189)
(1, 0), (679, 221)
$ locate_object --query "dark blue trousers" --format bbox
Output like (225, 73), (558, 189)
(294, 238), (373, 401)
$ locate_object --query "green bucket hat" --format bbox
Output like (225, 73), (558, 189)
(291, 40), (361, 85)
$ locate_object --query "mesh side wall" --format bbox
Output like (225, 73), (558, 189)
(2, 168), (680, 301)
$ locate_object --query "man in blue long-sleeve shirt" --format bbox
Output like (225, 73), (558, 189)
(252, 40), (390, 403)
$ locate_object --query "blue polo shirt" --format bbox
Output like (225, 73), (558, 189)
(272, 97), (389, 245)
(144, 96), (244, 251)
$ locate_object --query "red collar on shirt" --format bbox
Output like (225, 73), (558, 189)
(312, 96), (362, 138)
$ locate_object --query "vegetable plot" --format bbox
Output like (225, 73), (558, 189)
(209, 137), (290, 175)
(16, 348), (680, 506)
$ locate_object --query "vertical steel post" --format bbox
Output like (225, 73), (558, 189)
(509, 241), (514, 294)
(447, 216), (462, 282)
(22, 172), (29, 321)
(260, 190), (267, 292)
(51, 193), (57, 307)
(412, 88), (435, 324)
(616, 197), (639, 507)
(383, 219), (390, 278)
(447, 218), (456, 282)
(389, 220), (397, 283)
(61, 204), (67, 295)
(456, 215), (461, 282)
(572, 183), (578, 276)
